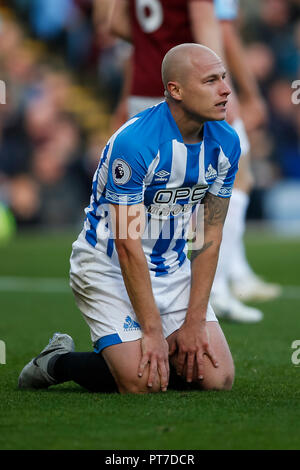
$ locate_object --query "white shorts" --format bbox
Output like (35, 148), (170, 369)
(231, 118), (250, 156)
(128, 96), (164, 118)
(70, 232), (217, 353)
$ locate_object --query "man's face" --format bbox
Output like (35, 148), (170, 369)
(179, 54), (231, 122)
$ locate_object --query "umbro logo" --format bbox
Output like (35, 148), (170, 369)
(123, 315), (141, 331)
(154, 170), (170, 181)
(205, 164), (217, 180)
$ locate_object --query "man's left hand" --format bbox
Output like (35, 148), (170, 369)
(169, 320), (219, 383)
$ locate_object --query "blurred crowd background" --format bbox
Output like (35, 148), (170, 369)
(0, 0), (300, 234)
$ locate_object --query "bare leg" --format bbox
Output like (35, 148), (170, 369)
(102, 339), (161, 394)
(102, 322), (234, 393)
(168, 322), (235, 391)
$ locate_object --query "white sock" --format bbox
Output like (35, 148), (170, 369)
(212, 188), (249, 296)
(227, 189), (254, 281)
(229, 235), (254, 281)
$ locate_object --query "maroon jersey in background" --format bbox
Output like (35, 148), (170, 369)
(129, 0), (213, 97)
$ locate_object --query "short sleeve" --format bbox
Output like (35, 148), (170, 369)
(208, 135), (241, 198)
(214, 0), (239, 21)
(104, 135), (148, 206)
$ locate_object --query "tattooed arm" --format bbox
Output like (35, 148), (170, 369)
(188, 192), (230, 313)
(169, 193), (230, 382)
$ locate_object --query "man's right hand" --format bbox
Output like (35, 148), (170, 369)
(138, 332), (170, 392)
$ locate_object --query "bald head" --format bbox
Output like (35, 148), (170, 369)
(161, 43), (222, 97)
(160, 44), (230, 133)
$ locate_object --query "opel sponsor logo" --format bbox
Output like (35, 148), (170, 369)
(153, 184), (208, 205)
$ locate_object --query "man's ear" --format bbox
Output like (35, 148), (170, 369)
(167, 81), (182, 101)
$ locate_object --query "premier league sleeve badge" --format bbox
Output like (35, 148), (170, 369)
(112, 159), (132, 185)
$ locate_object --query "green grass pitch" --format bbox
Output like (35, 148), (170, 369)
(0, 231), (299, 450)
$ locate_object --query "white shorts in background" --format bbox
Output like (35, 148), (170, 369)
(231, 118), (250, 156)
(70, 232), (217, 353)
(128, 95), (164, 118)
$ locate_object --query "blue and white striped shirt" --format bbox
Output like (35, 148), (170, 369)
(83, 102), (240, 276)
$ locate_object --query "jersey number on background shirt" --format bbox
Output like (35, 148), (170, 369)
(136, 0), (163, 33)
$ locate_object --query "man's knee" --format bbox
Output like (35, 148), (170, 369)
(102, 341), (162, 394)
(117, 372), (162, 394)
(200, 369), (235, 391)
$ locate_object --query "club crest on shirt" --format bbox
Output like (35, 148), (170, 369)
(112, 159), (132, 185)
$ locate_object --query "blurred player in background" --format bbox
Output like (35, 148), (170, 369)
(212, 0), (281, 319)
(99, 0), (282, 322)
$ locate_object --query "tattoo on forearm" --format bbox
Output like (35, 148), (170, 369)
(190, 241), (213, 263)
(203, 193), (230, 226)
